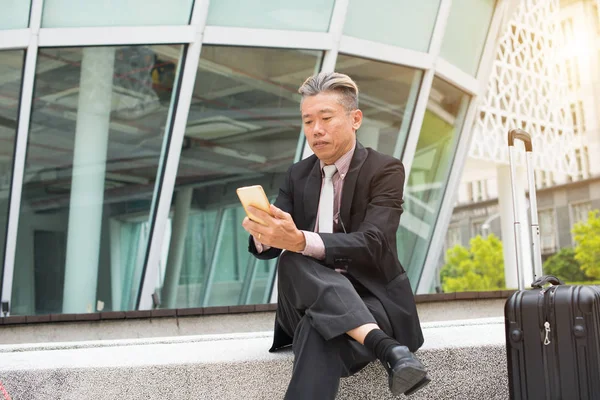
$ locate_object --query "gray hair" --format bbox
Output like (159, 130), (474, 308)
(298, 72), (359, 112)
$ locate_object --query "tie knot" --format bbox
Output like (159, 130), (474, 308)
(323, 165), (337, 179)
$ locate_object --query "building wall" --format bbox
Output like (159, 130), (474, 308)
(0, 0), (505, 315)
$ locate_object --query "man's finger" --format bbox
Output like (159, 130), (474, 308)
(242, 216), (253, 232)
(270, 204), (290, 220)
(243, 215), (266, 233)
(247, 206), (273, 221)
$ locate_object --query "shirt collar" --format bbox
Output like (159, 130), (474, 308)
(320, 141), (356, 179)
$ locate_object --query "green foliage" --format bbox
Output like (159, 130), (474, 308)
(543, 247), (588, 283)
(562, 281), (600, 286)
(440, 234), (506, 292)
(573, 210), (600, 279)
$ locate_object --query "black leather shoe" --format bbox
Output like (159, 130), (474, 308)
(383, 345), (430, 396)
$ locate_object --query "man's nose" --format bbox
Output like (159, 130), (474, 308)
(313, 120), (325, 135)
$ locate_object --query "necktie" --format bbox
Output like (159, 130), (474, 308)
(319, 165), (337, 233)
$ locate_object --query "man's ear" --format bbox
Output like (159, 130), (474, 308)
(352, 109), (363, 131)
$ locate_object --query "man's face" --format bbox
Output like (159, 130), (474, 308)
(301, 91), (362, 165)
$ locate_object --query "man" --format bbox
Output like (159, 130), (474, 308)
(242, 72), (429, 399)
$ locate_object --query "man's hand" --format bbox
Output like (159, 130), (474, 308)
(242, 205), (306, 253)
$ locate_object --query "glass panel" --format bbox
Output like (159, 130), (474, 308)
(11, 45), (184, 315)
(0, 50), (24, 285)
(42, 0), (193, 28)
(156, 46), (321, 309)
(440, 0), (496, 76)
(207, 0), (335, 32)
(343, 0), (441, 52)
(398, 77), (470, 288)
(335, 54), (422, 156)
(0, 1), (31, 29)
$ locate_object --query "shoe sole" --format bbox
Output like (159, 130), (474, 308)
(404, 376), (431, 396)
(389, 362), (428, 396)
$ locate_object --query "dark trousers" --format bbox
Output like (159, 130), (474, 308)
(276, 252), (393, 400)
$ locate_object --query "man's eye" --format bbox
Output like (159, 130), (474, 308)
(304, 120), (312, 125)
(323, 117), (331, 121)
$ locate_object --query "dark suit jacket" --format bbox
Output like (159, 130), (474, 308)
(249, 141), (424, 353)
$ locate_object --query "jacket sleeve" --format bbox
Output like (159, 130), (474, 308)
(319, 159), (404, 269)
(248, 166), (294, 260)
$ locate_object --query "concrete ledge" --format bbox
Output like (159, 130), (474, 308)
(0, 318), (508, 399)
(0, 291), (515, 327)
(0, 299), (507, 345)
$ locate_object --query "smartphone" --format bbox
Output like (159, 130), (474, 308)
(236, 185), (272, 226)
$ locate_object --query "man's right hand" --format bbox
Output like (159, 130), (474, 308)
(242, 205), (306, 253)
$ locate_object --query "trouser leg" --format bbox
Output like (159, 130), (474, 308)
(284, 316), (345, 400)
(283, 295), (395, 400)
(275, 251), (376, 340)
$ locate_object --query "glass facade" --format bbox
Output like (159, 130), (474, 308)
(0, 1), (31, 29)
(343, 0), (442, 52)
(156, 46), (322, 308)
(399, 77), (470, 288)
(335, 54), (422, 156)
(0, 0), (502, 315)
(42, 0), (194, 28)
(207, 0), (336, 32)
(0, 51), (24, 289)
(440, 0), (497, 75)
(10, 45), (183, 315)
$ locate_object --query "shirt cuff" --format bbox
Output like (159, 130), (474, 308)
(253, 237), (270, 253)
(301, 231), (325, 260)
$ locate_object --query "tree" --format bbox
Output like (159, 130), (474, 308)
(573, 210), (600, 279)
(543, 247), (587, 282)
(440, 234), (505, 292)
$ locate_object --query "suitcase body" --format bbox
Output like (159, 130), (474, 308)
(505, 285), (600, 399)
(504, 129), (600, 399)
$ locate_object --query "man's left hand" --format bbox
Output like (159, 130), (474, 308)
(242, 205), (306, 253)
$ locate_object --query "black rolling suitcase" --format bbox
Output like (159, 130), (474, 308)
(504, 129), (600, 400)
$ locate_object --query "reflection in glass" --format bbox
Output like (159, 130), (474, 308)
(157, 46), (321, 308)
(398, 77), (470, 289)
(11, 45), (183, 315)
(440, 0), (496, 75)
(207, 0), (335, 32)
(343, 0), (442, 52)
(0, 51), (24, 284)
(335, 54), (422, 157)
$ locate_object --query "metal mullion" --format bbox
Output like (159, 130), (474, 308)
(203, 26), (333, 50)
(38, 25), (195, 47)
(337, 37), (435, 70)
(321, 0), (349, 72)
(392, 72), (424, 159)
(1, 0), (44, 315)
(0, 29), (30, 50)
(137, 0), (210, 310)
(415, 0), (511, 294)
(435, 57), (480, 96)
(427, 0), (453, 56)
(398, 0), (453, 178)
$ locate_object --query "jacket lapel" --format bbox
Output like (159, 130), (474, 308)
(303, 158), (322, 231)
(340, 142), (368, 230)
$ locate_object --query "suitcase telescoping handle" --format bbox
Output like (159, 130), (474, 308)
(508, 129), (543, 290)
